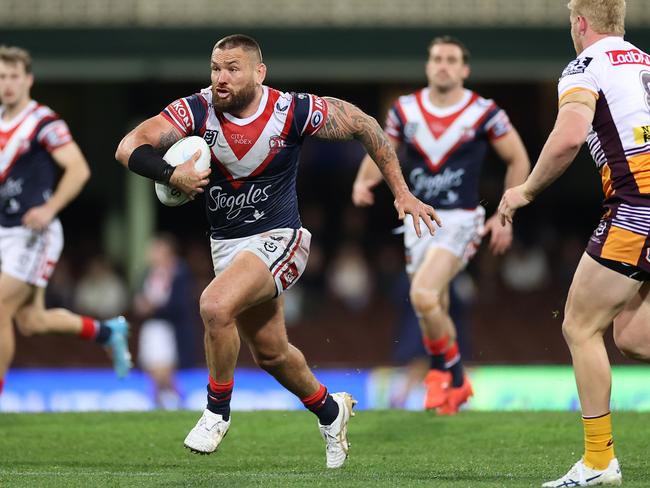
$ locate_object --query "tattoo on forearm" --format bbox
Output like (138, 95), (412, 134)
(316, 97), (399, 174)
(153, 129), (180, 155)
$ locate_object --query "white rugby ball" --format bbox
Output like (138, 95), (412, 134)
(154, 136), (211, 207)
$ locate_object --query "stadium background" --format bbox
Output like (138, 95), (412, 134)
(2, 0), (650, 412)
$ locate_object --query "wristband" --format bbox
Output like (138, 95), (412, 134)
(127, 144), (176, 183)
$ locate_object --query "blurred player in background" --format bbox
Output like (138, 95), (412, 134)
(134, 233), (197, 409)
(0, 46), (132, 395)
(352, 36), (530, 414)
(499, 1), (648, 485)
(116, 34), (440, 468)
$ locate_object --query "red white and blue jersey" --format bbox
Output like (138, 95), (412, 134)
(0, 101), (72, 227)
(162, 86), (328, 239)
(386, 88), (511, 209)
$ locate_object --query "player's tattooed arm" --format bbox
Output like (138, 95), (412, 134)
(115, 114), (183, 167)
(315, 97), (441, 236)
(152, 127), (182, 155)
(115, 114), (209, 196)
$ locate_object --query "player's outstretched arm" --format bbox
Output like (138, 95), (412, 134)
(22, 141), (91, 231)
(115, 115), (210, 198)
(315, 97), (441, 236)
(498, 91), (595, 225)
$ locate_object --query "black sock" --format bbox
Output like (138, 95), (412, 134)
(95, 323), (112, 344)
(206, 384), (232, 421)
(447, 359), (465, 387)
(315, 395), (340, 425)
(430, 353), (446, 371)
(302, 386), (339, 425)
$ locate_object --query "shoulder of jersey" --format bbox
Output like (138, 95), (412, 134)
(33, 104), (57, 119)
(397, 92), (418, 106)
(199, 87), (211, 99)
(273, 90), (294, 116)
(474, 93), (496, 109)
(560, 46), (603, 80)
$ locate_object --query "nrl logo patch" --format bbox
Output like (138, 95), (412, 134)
(560, 57), (593, 79)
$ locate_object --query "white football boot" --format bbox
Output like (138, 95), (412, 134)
(318, 392), (357, 469)
(183, 409), (231, 454)
(542, 458), (622, 487)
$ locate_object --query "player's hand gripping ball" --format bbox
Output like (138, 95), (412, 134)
(155, 136), (211, 206)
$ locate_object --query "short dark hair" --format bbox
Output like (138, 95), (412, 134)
(428, 36), (470, 64)
(214, 34), (263, 63)
(0, 45), (32, 73)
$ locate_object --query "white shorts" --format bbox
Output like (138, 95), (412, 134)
(210, 227), (311, 297)
(0, 219), (63, 288)
(404, 207), (485, 275)
(138, 319), (178, 370)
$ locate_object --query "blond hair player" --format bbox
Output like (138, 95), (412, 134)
(499, 1), (647, 485)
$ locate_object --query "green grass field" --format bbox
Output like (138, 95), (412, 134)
(0, 411), (647, 487)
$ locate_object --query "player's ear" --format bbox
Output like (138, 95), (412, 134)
(26, 73), (34, 90)
(462, 63), (470, 81)
(256, 63), (267, 85)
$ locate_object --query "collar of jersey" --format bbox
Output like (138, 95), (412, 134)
(420, 88), (472, 118)
(0, 100), (38, 131)
(221, 85), (269, 126)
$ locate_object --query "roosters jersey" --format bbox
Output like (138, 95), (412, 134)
(162, 86), (328, 239)
(558, 37), (650, 211)
(0, 101), (71, 227)
(385, 88), (511, 210)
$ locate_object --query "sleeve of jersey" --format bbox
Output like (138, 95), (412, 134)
(557, 56), (600, 105)
(384, 104), (404, 142)
(484, 106), (512, 141)
(293, 93), (329, 137)
(37, 118), (73, 152)
(161, 94), (206, 136)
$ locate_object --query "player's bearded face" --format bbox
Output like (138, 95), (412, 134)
(210, 48), (260, 114)
(211, 76), (257, 113)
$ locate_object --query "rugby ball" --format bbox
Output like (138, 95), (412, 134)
(154, 136), (211, 207)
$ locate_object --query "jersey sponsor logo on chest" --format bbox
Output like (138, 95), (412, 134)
(207, 183), (272, 222)
(409, 167), (465, 200)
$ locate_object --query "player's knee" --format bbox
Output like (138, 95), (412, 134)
(199, 293), (233, 330)
(409, 287), (444, 316)
(15, 308), (44, 336)
(253, 350), (288, 372)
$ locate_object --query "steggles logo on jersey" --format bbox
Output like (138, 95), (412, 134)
(409, 167), (465, 200)
(207, 183), (272, 221)
(0, 177), (24, 201)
